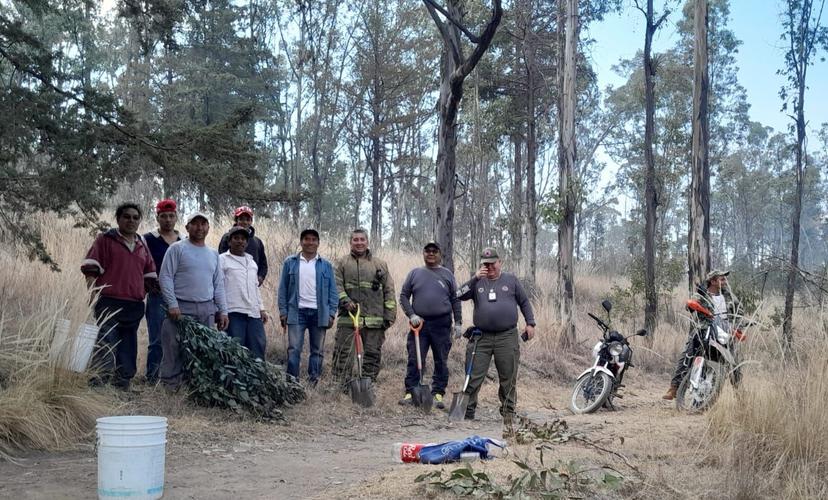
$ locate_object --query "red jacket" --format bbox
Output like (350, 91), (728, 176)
(81, 229), (157, 302)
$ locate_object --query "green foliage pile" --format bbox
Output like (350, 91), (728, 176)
(177, 316), (304, 420)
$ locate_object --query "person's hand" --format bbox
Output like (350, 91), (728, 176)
(346, 301), (358, 313)
(168, 307), (182, 321)
(217, 314), (229, 331)
(475, 265), (489, 279)
(328, 316), (336, 328)
(524, 324), (535, 341)
(409, 314), (423, 327)
(261, 311), (269, 324)
(383, 319), (394, 329)
(279, 315), (287, 329)
(257, 276), (265, 287)
(453, 324), (463, 339)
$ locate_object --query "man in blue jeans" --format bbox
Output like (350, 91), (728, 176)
(277, 228), (338, 385)
(142, 199), (180, 383)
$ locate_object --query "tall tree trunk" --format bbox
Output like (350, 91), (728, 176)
(370, 131), (384, 247)
(641, 0), (666, 345)
(526, 41), (538, 285)
(688, 0), (711, 291)
(511, 134), (524, 268)
(557, 0), (578, 348)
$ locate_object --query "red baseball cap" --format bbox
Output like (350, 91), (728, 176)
(155, 199), (177, 214)
(234, 205), (254, 218)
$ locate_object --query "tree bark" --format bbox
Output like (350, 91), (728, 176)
(557, 0), (578, 348)
(688, 0), (711, 291)
(511, 134), (524, 268)
(525, 35), (538, 285)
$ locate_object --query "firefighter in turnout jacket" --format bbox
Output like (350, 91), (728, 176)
(331, 228), (397, 385)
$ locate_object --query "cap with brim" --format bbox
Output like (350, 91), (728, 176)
(705, 269), (730, 282)
(300, 228), (320, 239)
(186, 213), (209, 225)
(480, 247), (499, 264)
(423, 241), (440, 251)
(155, 199), (177, 214)
(228, 225), (250, 238)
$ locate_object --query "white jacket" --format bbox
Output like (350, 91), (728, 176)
(220, 251), (263, 318)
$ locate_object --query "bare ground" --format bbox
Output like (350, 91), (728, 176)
(0, 357), (730, 500)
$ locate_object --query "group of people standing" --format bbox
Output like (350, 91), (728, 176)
(80, 200), (537, 433)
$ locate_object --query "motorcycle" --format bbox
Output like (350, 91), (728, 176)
(675, 299), (747, 413)
(570, 300), (647, 414)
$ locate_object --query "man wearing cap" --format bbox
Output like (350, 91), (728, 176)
(158, 213), (228, 389)
(221, 226), (268, 360)
(331, 228), (397, 386)
(456, 247), (535, 437)
(218, 206), (268, 286)
(277, 228), (338, 384)
(81, 202), (157, 390)
(142, 199), (181, 383)
(398, 241), (462, 409)
(663, 269), (742, 400)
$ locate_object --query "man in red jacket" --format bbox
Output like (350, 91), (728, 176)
(81, 203), (157, 390)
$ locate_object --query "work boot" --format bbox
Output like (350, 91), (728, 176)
(662, 385), (678, 400)
(433, 394), (445, 410)
(398, 393), (413, 406)
(464, 411), (475, 421)
(502, 416), (515, 440)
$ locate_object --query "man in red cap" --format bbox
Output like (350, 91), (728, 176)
(142, 198), (180, 383)
(218, 205), (268, 286)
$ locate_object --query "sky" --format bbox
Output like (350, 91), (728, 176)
(586, 0), (828, 135)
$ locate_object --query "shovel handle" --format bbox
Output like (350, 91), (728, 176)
(354, 328), (364, 355)
(412, 322), (424, 372)
(348, 303), (361, 330)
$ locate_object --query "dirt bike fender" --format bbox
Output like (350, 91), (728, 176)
(709, 341), (736, 365)
(577, 365), (615, 380)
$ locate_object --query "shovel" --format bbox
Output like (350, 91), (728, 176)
(347, 304), (374, 408)
(410, 321), (432, 412)
(448, 332), (481, 422)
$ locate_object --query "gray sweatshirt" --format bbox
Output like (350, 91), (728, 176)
(399, 266), (462, 322)
(457, 272), (535, 332)
(159, 239), (227, 314)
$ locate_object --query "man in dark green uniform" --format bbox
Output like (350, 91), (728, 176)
(456, 248), (535, 438)
(331, 228), (397, 386)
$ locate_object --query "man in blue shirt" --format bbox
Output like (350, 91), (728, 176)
(277, 228), (338, 385)
(142, 198), (180, 383)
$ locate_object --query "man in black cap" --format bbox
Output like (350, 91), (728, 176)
(456, 247), (535, 437)
(398, 241), (462, 408)
(277, 228), (338, 384)
(663, 269), (742, 400)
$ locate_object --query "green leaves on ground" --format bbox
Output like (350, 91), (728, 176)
(177, 316), (304, 420)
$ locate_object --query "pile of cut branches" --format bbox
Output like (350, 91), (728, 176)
(177, 316), (305, 420)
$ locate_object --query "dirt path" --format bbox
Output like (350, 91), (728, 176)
(0, 369), (715, 499)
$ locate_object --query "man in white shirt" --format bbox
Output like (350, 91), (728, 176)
(277, 229), (338, 384)
(220, 225), (268, 360)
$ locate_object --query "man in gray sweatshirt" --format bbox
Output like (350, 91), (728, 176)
(158, 213), (228, 388)
(398, 241), (462, 409)
(456, 247), (535, 437)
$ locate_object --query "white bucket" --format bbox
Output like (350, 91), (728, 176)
(50, 318), (71, 365)
(67, 323), (99, 372)
(96, 416), (168, 500)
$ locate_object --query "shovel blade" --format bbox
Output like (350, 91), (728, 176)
(349, 377), (375, 408)
(448, 392), (469, 422)
(411, 384), (432, 412)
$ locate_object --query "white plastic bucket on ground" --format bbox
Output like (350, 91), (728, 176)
(97, 416), (168, 500)
(67, 323), (99, 372)
(50, 318), (71, 364)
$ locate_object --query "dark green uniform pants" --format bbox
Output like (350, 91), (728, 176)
(463, 328), (520, 419)
(331, 326), (386, 384)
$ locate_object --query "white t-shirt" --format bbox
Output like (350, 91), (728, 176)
(711, 294), (727, 318)
(298, 254), (318, 309)
(220, 251), (263, 318)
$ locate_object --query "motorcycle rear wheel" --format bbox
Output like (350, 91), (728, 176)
(676, 361), (723, 413)
(570, 372), (613, 414)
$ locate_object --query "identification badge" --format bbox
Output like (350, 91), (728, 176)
(488, 290), (497, 302)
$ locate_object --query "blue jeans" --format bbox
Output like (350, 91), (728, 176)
(287, 308), (326, 382)
(226, 312), (267, 361)
(144, 292), (165, 381)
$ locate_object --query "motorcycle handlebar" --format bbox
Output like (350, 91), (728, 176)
(587, 312), (609, 330)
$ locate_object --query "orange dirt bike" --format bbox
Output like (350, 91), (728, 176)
(570, 300), (647, 414)
(675, 299), (749, 413)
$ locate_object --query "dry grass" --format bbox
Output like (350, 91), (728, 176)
(1, 211), (826, 498)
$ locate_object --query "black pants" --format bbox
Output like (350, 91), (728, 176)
(404, 314), (452, 396)
(670, 328), (703, 387)
(92, 296), (145, 387)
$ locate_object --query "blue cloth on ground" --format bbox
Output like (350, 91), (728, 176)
(417, 435), (504, 464)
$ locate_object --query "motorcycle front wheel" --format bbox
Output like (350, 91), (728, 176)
(676, 361), (723, 413)
(570, 372), (613, 414)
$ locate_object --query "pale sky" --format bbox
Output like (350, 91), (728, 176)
(588, 0), (828, 135)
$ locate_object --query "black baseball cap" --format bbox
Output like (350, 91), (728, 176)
(300, 228), (320, 240)
(228, 225), (250, 239)
(423, 241), (441, 251)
